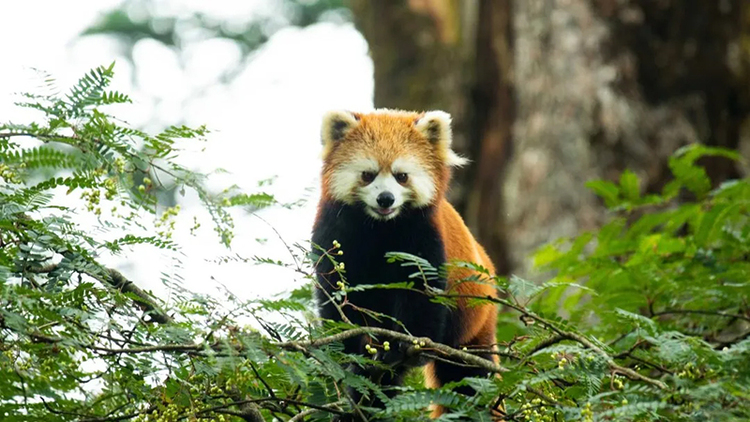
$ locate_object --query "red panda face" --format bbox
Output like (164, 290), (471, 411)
(319, 109), (467, 220)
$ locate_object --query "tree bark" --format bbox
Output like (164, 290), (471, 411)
(461, 0), (514, 275)
(505, 0), (750, 275)
(351, 0), (750, 277)
(350, 0), (516, 273)
(349, 0), (467, 197)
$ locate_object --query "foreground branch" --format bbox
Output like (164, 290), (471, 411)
(31, 257), (174, 324)
(110, 327), (511, 375)
(277, 326), (509, 374)
(13, 324), (507, 374)
(442, 293), (669, 390)
(100, 268), (174, 324)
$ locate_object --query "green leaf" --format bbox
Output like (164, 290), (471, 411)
(668, 144), (740, 199)
(619, 169), (640, 202)
(694, 202), (742, 247)
(586, 179), (620, 207)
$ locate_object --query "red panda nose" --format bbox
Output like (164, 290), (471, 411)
(377, 192), (395, 208)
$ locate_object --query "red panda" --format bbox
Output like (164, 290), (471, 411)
(312, 109), (498, 419)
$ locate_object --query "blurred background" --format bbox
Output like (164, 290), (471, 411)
(1, 0), (749, 299)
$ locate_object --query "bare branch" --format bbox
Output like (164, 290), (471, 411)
(277, 326), (509, 374)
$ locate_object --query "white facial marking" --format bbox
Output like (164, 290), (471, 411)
(359, 173), (409, 220)
(329, 157), (378, 203)
(392, 157), (436, 207)
(329, 155), (437, 220)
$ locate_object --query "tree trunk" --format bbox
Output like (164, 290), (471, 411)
(350, 0), (516, 273)
(461, 0), (514, 275)
(506, 0), (750, 275)
(351, 0), (750, 277)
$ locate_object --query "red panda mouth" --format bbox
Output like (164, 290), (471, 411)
(375, 207), (395, 216)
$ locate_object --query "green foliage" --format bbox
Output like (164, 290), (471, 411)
(527, 145), (750, 420)
(1, 67), (749, 422)
(0, 66), (285, 421)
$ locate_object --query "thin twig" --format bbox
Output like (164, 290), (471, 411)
(287, 401), (345, 422)
(526, 386), (561, 407)
(248, 361), (276, 399)
(438, 293), (668, 390)
(653, 308), (750, 323)
(79, 412), (145, 422)
(525, 335), (567, 356)
(28, 259), (174, 324)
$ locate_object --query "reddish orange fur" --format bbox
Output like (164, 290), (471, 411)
(319, 111), (451, 205)
(317, 110), (499, 419)
(426, 200), (499, 418)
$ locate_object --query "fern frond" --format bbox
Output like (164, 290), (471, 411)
(64, 62), (116, 117)
(0, 146), (79, 170)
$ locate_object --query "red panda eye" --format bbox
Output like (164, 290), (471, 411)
(361, 171), (376, 184)
(395, 172), (408, 184)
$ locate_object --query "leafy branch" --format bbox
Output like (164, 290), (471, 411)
(453, 293), (669, 390)
(3, 65), (749, 422)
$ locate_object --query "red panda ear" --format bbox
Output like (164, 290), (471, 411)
(321, 110), (359, 145)
(415, 111), (469, 167)
(415, 110), (452, 145)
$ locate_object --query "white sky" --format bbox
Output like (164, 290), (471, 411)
(0, 1), (374, 308)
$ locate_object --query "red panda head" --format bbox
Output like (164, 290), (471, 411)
(319, 109), (467, 220)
